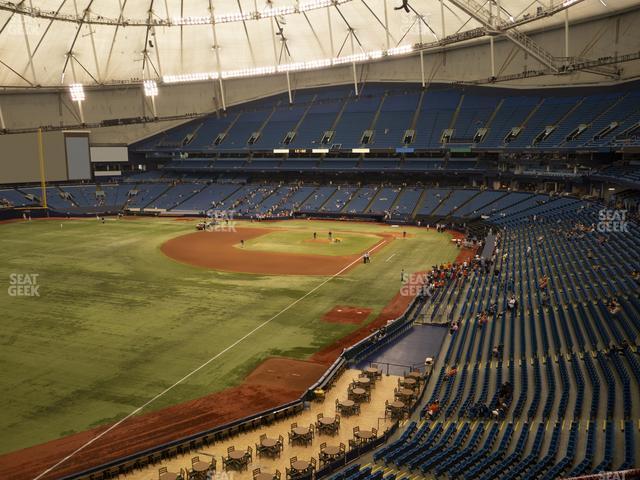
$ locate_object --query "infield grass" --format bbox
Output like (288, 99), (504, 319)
(0, 217), (459, 454)
(239, 229), (381, 256)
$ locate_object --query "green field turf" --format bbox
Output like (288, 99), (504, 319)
(0, 218), (459, 454)
(240, 229), (381, 256)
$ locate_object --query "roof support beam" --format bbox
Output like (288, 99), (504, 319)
(153, 5), (164, 76)
(490, 36), (495, 77)
(180, 0), (184, 72)
(236, 0), (256, 66)
(209, 1), (222, 73)
(209, 2), (226, 111)
(274, 17), (292, 61)
(20, 12), (38, 84)
(302, 12), (327, 57)
(0, 0), (25, 38)
(446, 0), (559, 71)
(0, 0), (357, 26)
(359, 0), (397, 47)
(333, 4), (364, 53)
(0, 58), (33, 86)
(28, 0), (70, 72)
(70, 55), (100, 84)
(0, 100), (6, 130)
(407, 4), (438, 40)
(104, 0), (127, 80)
(270, 18), (279, 65)
(87, 25), (102, 83)
(564, 8), (569, 58)
(327, 7), (334, 58)
(142, 0), (162, 79)
(350, 30), (358, 96)
(61, 0), (97, 84)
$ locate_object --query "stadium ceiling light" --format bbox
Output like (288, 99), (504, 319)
(163, 72), (219, 84)
(143, 80), (159, 97)
(69, 83), (85, 102)
(0, 0), (353, 26)
(170, 0), (351, 25)
(161, 44), (413, 84)
(222, 66), (277, 79)
(387, 45), (414, 56)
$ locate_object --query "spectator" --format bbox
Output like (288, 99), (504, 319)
(538, 275), (549, 290)
(426, 400), (440, 418)
(607, 297), (621, 314)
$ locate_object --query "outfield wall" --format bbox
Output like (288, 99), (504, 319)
(0, 131), (93, 184)
(0, 131), (67, 184)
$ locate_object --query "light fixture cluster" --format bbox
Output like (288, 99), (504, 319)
(387, 45), (414, 56)
(172, 15), (216, 25)
(221, 66), (278, 79)
(162, 44), (413, 83)
(278, 59), (333, 72)
(143, 80), (159, 97)
(69, 83), (85, 102)
(333, 51), (383, 65)
(171, 0), (350, 26)
(163, 72), (215, 83)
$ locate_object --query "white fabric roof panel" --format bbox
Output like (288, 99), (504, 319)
(0, 0), (634, 87)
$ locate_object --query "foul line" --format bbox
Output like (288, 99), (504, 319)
(385, 253), (397, 262)
(33, 240), (388, 480)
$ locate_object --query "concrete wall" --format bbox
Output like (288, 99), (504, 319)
(0, 9), (638, 146)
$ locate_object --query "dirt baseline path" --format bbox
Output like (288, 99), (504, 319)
(0, 358), (328, 480)
(161, 228), (391, 275)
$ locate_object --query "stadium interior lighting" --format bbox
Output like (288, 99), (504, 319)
(387, 45), (414, 56)
(163, 72), (219, 84)
(69, 83), (85, 102)
(222, 66), (277, 79)
(161, 44), (414, 85)
(170, 0), (351, 25)
(143, 80), (159, 97)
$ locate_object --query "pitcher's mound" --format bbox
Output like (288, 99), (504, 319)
(323, 305), (373, 325)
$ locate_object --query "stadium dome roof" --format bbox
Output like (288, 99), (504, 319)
(0, 0), (633, 87)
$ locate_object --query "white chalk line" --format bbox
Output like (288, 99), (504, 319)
(385, 253), (397, 262)
(33, 240), (388, 480)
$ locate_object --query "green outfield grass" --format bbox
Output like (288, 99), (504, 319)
(239, 229), (381, 256)
(0, 218), (459, 454)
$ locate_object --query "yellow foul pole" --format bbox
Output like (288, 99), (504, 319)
(37, 128), (48, 212)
